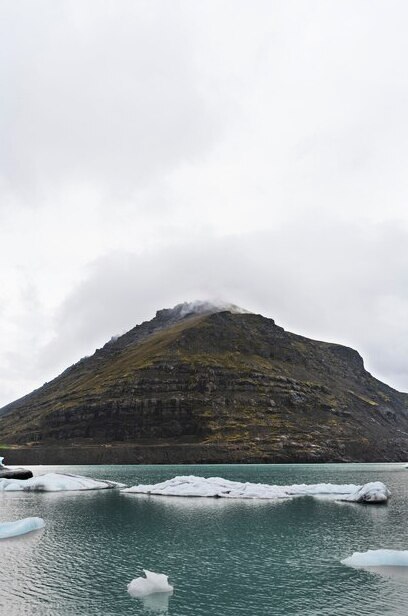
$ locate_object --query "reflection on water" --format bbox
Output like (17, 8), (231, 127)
(137, 591), (173, 614)
(122, 492), (285, 511)
(363, 566), (408, 581)
(0, 527), (44, 546)
(1, 463), (408, 615)
(0, 529), (46, 615)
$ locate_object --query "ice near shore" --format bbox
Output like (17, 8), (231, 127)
(0, 517), (45, 539)
(0, 472), (125, 492)
(342, 550), (408, 568)
(121, 476), (390, 503)
(127, 570), (173, 597)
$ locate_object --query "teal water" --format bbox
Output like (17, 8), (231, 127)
(1, 463), (408, 615)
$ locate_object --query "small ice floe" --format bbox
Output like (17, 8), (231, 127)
(0, 472), (125, 492)
(341, 549), (408, 579)
(342, 549), (408, 568)
(0, 517), (45, 539)
(121, 475), (390, 504)
(127, 570), (173, 598)
(340, 481), (390, 503)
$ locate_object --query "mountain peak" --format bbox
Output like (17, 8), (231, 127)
(155, 300), (250, 322)
(1, 301), (408, 464)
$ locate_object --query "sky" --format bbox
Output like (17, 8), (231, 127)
(1, 0), (408, 407)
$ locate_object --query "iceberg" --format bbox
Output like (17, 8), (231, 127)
(0, 472), (125, 492)
(121, 475), (390, 504)
(127, 570), (173, 598)
(0, 517), (45, 539)
(341, 481), (390, 503)
(342, 549), (408, 568)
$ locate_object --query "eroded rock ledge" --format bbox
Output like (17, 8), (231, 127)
(0, 457), (32, 479)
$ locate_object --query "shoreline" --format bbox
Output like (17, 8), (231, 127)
(1, 442), (407, 465)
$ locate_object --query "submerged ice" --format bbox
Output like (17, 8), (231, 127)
(342, 550), (408, 568)
(0, 517), (45, 539)
(0, 472), (125, 492)
(127, 570), (173, 597)
(121, 476), (390, 503)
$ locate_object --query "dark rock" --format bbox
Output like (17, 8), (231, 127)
(0, 465), (33, 479)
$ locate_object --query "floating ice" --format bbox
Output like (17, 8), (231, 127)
(341, 481), (390, 503)
(127, 570), (173, 597)
(0, 472), (125, 492)
(0, 517), (45, 539)
(121, 475), (390, 504)
(342, 550), (408, 568)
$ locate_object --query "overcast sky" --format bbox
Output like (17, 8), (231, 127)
(1, 0), (408, 407)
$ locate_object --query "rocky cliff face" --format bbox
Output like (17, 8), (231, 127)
(1, 302), (408, 463)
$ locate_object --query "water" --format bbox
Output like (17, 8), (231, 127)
(1, 463), (408, 615)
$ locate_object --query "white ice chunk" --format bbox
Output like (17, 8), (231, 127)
(0, 472), (125, 492)
(341, 481), (390, 503)
(342, 549), (408, 568)
(0, 517), (45, 539)
(121, 475), (390, 504)
(127, 570), (173, 597)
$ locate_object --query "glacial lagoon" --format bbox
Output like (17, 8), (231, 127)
(1, 463), (408, 615)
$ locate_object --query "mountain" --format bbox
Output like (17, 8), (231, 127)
(1, 301), (408, 464)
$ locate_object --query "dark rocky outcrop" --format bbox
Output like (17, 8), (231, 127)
(0, 302), (407, 463)
(0, 459), (33, 479)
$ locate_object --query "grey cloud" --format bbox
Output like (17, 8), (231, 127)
(2, 0), (408, 407)
(0, 0), (227, 201)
